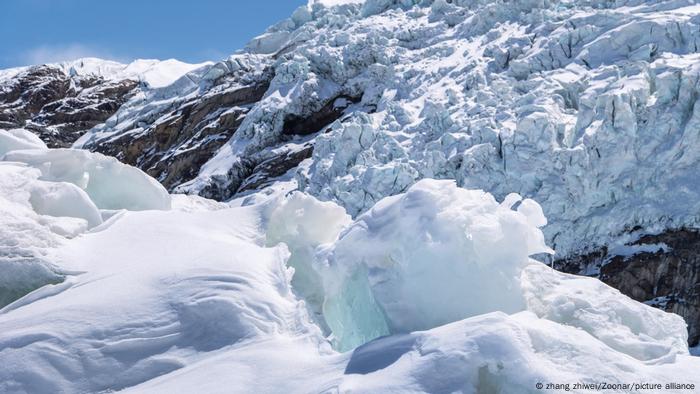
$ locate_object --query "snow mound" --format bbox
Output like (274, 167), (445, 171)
(335, 311), (697, 394)
(0, 160), (697, 392)
(522, 263), (688, 363)
(0, 128), (47, 156)
(3, 149), (171, 211)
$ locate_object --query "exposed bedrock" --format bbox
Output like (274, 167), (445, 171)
(89, 82), (272, 189)
(0, 65), (138, 147)
(557, 228), (700, 347)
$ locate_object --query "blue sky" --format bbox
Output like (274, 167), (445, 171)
(0, 0), (307, 68)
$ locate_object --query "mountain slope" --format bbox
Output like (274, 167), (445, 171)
(0, 58), (207, 147)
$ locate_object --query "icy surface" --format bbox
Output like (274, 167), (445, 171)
(0, 128), (48, 156)
(74, 0), (700, 257)
(0, 146), (698, 392)
(4, 149), (171, 211)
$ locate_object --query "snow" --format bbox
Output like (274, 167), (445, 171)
(1, 144), (698, 392)
(309, 0), (364, 7)
(28, 180), (103, 229)
(0, 128), (48, 156)
(315, 179), (553, 350)
(0, 57), (210, 90)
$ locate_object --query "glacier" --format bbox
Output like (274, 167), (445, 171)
(1, 130), (699, 392)
(73, 0), (700, 259)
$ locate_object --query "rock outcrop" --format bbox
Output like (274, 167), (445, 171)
(0, 65), (138, 147)
(558, 229), (700, 347)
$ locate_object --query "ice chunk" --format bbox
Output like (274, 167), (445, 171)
(0, 128), (47, 156)
(316, 179), (553, 350)
(3, 149), (171, 211)
(265, 192), (351, 328)
(29, 180), (103, 228)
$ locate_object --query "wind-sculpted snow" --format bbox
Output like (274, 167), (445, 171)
(4, 148), (171, 211)
(0, 128), (47, 156)
(0, 145), (698, 391)
(71, 0), (700, 259)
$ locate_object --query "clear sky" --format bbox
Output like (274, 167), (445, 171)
(0, 0), (307, 69)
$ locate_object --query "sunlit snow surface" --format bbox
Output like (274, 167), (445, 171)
(0, 57), (210, 90)
(1, 128), (699, 393)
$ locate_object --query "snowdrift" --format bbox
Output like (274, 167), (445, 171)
(0, 135), (698, 392)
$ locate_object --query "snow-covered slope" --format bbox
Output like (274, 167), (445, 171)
(2, 57), (208, 90)
(1, 131), (698, 392)
(0, 58), (208, 147)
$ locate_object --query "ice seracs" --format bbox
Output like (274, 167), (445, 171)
(70, 0), (700, 266)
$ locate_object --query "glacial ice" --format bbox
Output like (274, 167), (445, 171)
(4, 148), (171, 211)
(311, 179), (688, 359)
(0, 138), (170, 310)
(0, 128), (48, 156)
(265, 191), (352, 327)
(80, 0), (699, 259)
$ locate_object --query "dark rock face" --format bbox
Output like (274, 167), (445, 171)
(282, 95), (361, 136)
(196, 93), (364, 200)
(88, 82), (271, 190)
(557, 229), (700, 346)
(0, 66), (138, 147)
